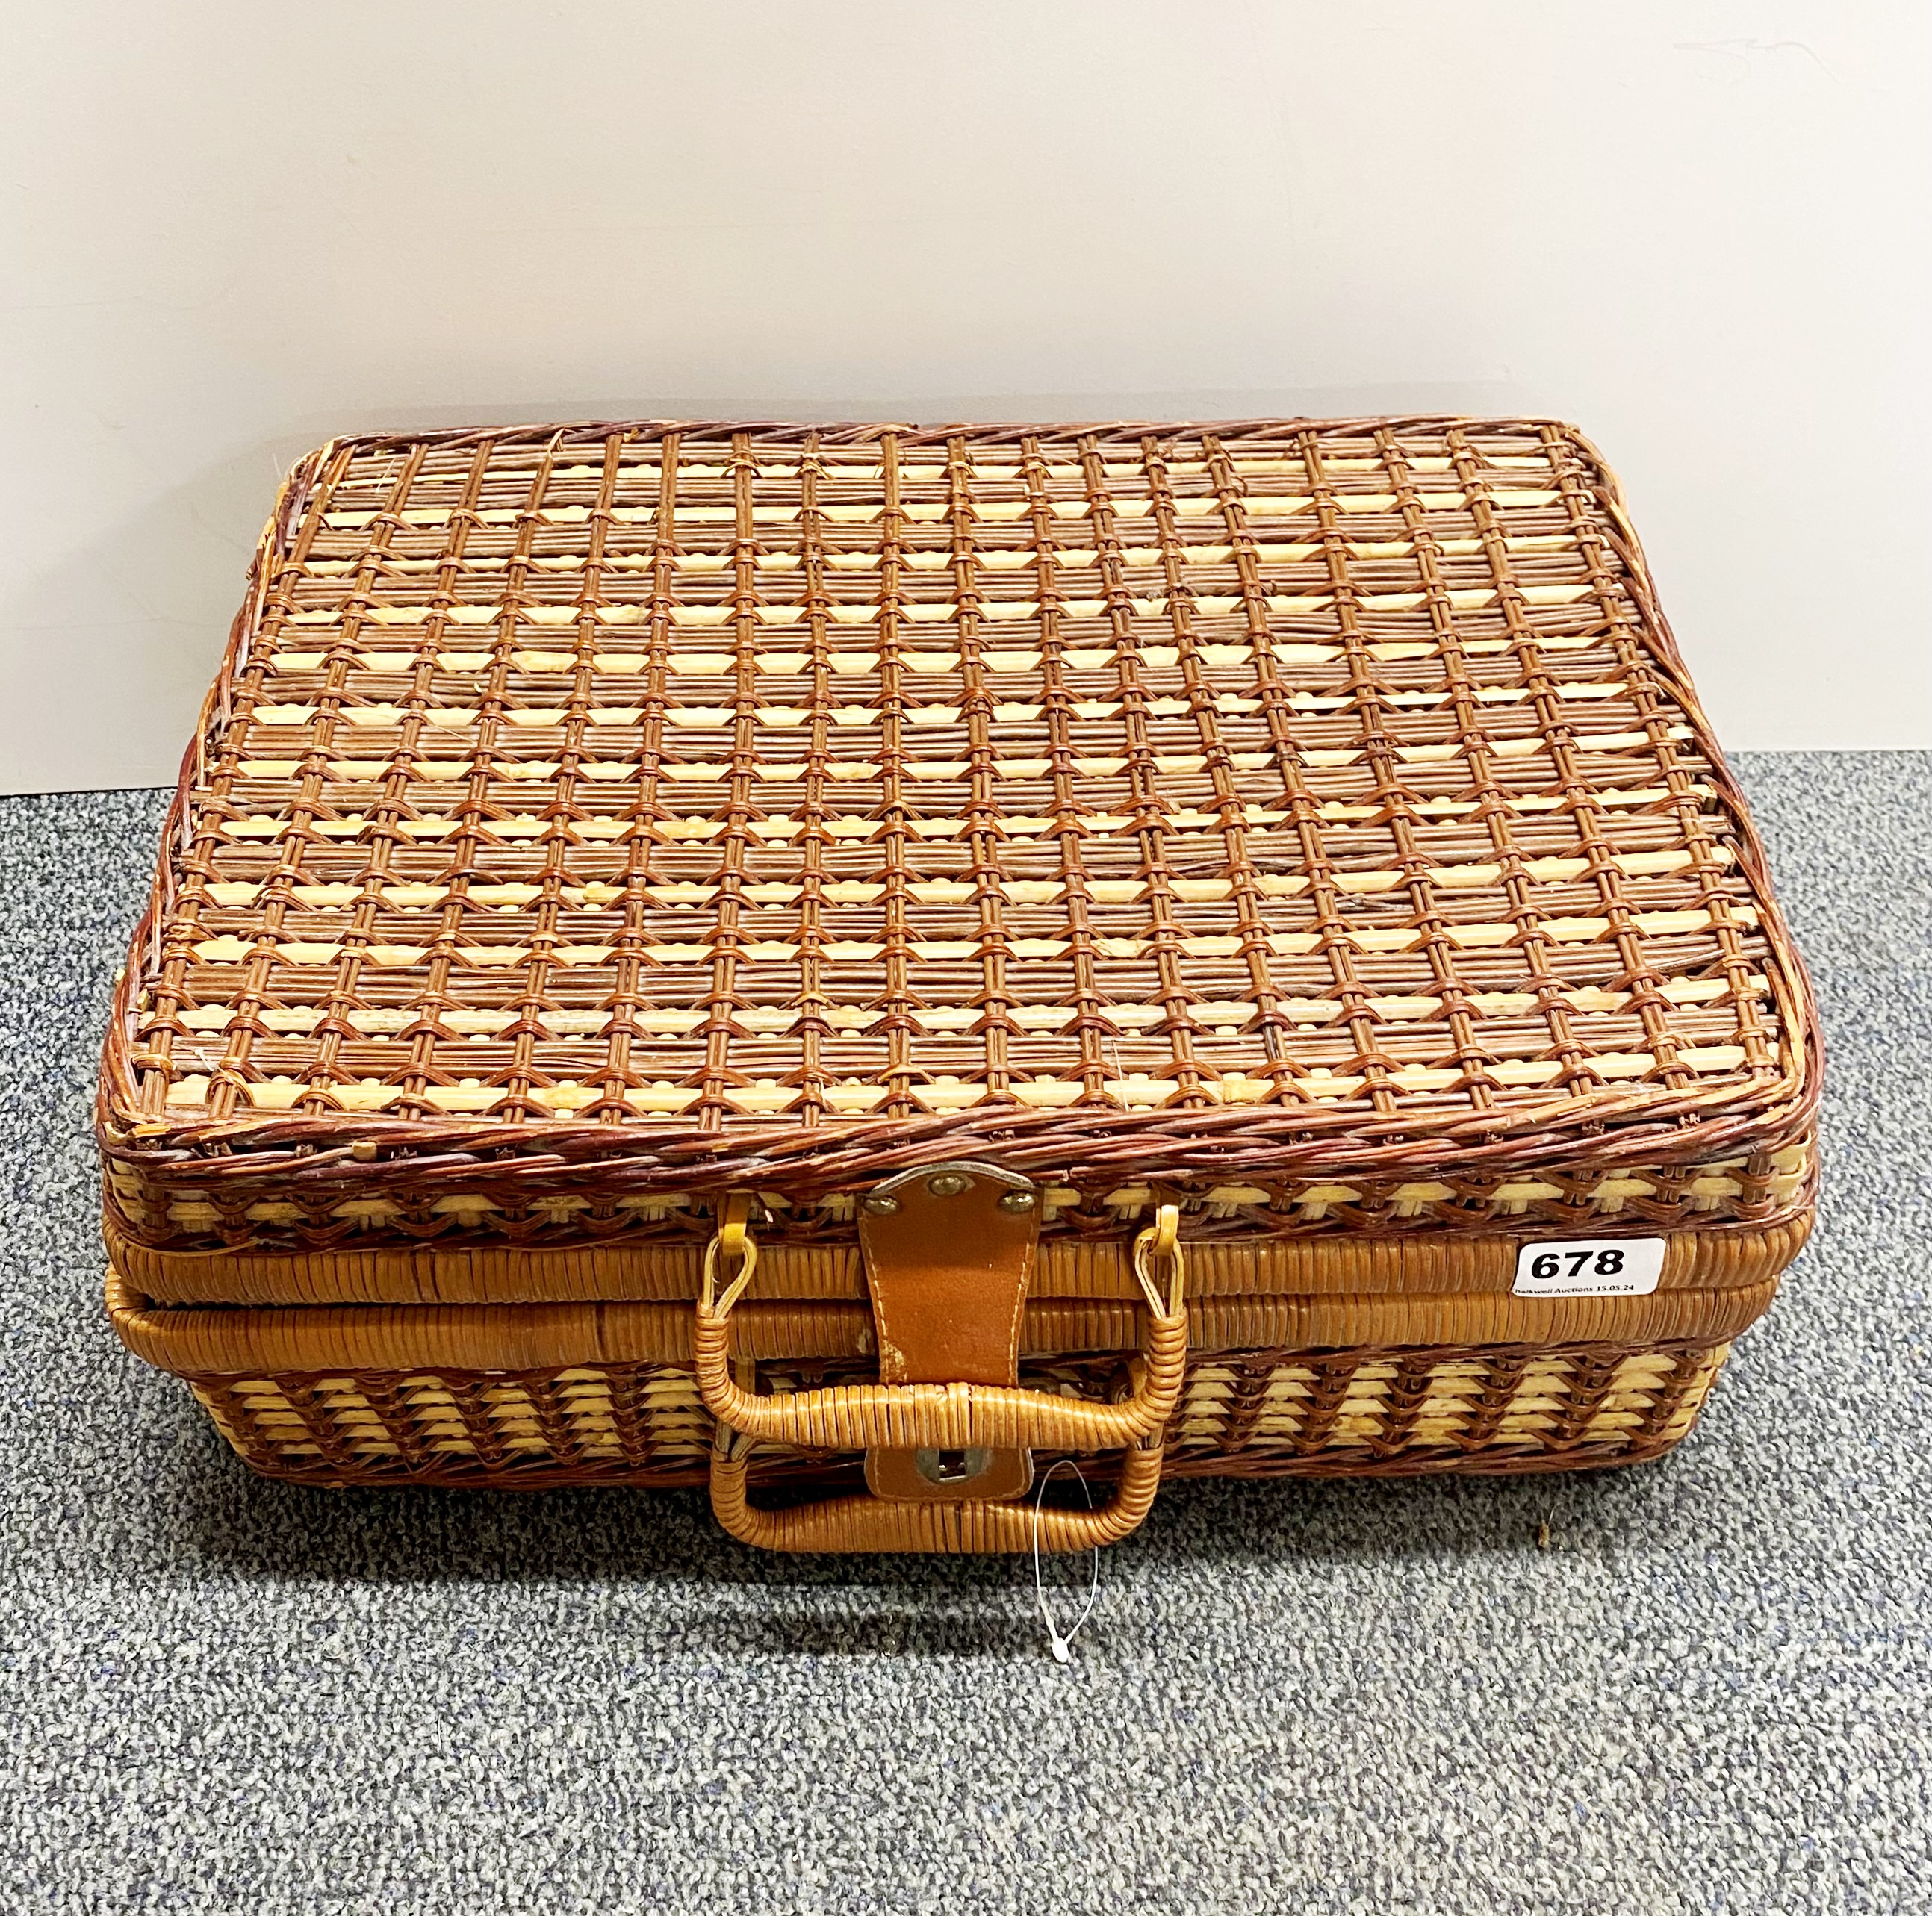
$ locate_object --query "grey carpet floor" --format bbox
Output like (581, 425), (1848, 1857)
(2, 753), (1927, 1916)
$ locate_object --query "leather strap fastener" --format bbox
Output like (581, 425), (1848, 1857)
(858, 1160), (1039, 1504)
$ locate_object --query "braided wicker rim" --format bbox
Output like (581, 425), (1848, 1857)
(99, 416), (1820, 1217)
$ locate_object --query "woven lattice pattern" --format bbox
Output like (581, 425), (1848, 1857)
(188, 1340), (1727, 1487)
(103, 417), (1815, 1210)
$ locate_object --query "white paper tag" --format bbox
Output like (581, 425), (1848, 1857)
(1512, 1237), (1666, 1298)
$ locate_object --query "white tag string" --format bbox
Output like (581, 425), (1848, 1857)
(1031, 1459), (1102, 1664)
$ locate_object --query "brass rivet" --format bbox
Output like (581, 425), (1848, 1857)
(997, 1190), (1037, 1213)
(862, 1193), (901, 1216)
(925, 1172), (974, 1198)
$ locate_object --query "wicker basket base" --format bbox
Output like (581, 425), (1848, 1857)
(180, 1337), (1730, 1493)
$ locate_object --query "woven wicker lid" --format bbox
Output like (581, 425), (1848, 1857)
(98, 417), (1818, 1260)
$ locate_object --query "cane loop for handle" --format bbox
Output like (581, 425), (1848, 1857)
(1133, 1205), (1186, 1319)
(699, 1192), (759, 1317)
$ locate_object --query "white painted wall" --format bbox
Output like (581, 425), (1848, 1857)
(4, 1), (1926, 794)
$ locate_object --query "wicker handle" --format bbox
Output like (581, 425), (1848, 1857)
(693, 1212), (1187, 1452)
(709, 1435), (1164, 1555)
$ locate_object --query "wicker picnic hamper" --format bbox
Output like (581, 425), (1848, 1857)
(98, 416), (1819, 1553)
